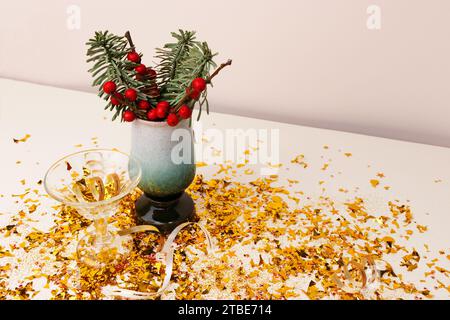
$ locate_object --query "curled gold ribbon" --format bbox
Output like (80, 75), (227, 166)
(333, 255), (380, 294)
(117, 225), (159, 236)
(70, 173), (121, 203)
(86, 177), (105, 201)
(105, 173), (120, 198)
(333, 260), (367, 294)
(102, 222), (214, 300)
(71, 182), (88, 203)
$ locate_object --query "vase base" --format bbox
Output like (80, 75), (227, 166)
(135, 192), (197, 233)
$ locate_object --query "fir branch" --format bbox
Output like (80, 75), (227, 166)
(87, 29), (231, 123)
(160, 41), (217, 107)
(86, 30), (157, 120)
(155, 30), (197, 87)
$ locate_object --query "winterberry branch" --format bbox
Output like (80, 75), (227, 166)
(175, 59), (232, 109)
(87, 30), (230, 123)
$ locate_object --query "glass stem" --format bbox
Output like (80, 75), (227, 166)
(93, 217), (110, 246)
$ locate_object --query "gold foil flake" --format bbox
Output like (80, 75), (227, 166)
(195, 162), (208, 168)
(417, 225), (428, 233)
(435, 266), (449, 275)
(370, 179), (380, 188)
(244, 169), (254, 175)
(2, 148), (445, 300)
(389, 202), (413, 224)
(401, 250), (420, 271)
(291, 154), (308, 168)
(0, 246), (14, 258)
(13, 134), (31, 143)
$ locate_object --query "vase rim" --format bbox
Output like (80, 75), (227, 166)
(134, 118), (188, 128)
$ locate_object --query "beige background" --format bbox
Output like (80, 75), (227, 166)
(0, 0), (449, 147)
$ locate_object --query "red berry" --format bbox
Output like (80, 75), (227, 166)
(186, 87), (201, 100)
(147, 109), (158, 121)
(155, 101), (170, 118)
(178, 105), (192, 119)
(110, 92), (123, 106)
(127, 51), (140, 63)
(135, 64), (147, 75)
(102, 81), (116, 94)
(156, 107), (167, 119)
(156, 101), (169, 111)
(138, 100), (150, 110)
(147, 68), (157, 79)
(123, 110), (136, 122)
(156, 101), (170, 113)
(124, 88), (138, 101)
(191, 78), (207, 92)
(167, 113), (179, 127)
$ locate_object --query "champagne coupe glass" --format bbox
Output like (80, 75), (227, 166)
(44, 149), (141, 268)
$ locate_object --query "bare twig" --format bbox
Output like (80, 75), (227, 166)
(124, 31), (135, 51)
(175, 59), (232, 108)
(206, 59), (232, 83)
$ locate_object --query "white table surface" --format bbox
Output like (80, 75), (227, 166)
(0, 78), (449, 299)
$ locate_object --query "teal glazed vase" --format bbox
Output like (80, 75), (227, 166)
(131, 118), (197, 232)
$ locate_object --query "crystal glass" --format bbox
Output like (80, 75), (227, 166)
(44, 149), (141, 268)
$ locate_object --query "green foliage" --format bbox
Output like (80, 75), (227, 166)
(155, 30), (197, 86)
(86, 29), (219, 122)
(86, 31), (154, 121)
(155, 30), (217, 112)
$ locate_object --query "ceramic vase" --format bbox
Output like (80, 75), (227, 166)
(130, 119), (196, 232)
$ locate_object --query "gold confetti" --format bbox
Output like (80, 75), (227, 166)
(196, 162), (208, 167)
(13, 134), (31, 143)
(0, 148), (445, 301)
(291, 154), (308, 168)
(370, 179), (380, 188)
(417, 225), (428, 233)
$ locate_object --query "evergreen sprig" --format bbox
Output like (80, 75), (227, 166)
(155, 30), (197, 86)
(155, 30), (217, 114)
(86, 31), (155, 121)
(86, 30), (231, 123)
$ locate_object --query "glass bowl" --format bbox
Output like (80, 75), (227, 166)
(44, 149), (141, 268)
